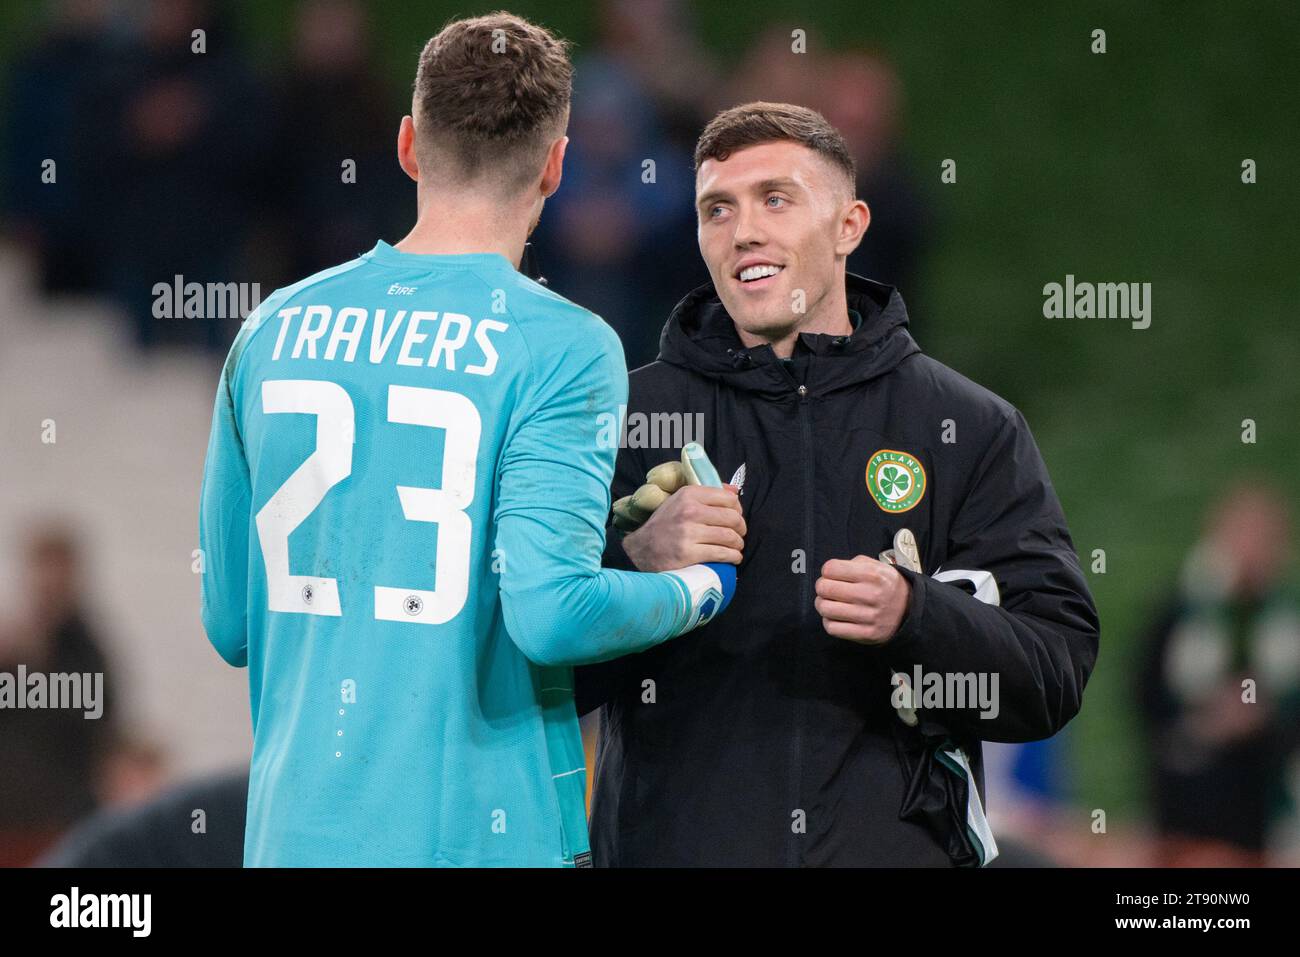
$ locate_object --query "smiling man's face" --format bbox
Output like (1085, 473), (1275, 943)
(696, 140), (866, 351)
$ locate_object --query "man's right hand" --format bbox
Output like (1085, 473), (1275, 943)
(622, 484), (746, 572)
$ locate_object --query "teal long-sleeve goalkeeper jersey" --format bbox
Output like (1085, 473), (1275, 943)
(199, 241), (694, 866)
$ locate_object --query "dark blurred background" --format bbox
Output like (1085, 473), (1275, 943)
(0, 0), (1297, 866)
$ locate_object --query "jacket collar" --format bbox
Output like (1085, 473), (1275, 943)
(655, 273), (922, 399)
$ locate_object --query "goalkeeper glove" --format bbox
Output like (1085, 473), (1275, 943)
(612, 443), (736, 631)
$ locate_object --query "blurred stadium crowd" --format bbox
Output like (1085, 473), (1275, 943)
(2, 0), (927, 363)
(1, 0), (1297, 867)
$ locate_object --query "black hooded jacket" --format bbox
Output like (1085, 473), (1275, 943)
(577, 274), (1100, 867)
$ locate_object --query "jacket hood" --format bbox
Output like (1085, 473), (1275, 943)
(655, 273), (922, 399)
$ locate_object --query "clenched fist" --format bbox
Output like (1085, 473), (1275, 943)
(815, 555), (911, 645)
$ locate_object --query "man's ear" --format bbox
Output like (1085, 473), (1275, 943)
(539, 135), (568, 198)
(835, 198), (871, 257)
(397, 115), (419, 183)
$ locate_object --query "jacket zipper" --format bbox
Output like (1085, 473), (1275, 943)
(792, 381), (811, 867)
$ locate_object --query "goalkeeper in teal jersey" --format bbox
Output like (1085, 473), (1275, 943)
(198, 14), (741, 866)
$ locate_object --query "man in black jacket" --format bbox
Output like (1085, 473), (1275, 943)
(577, 102), (1099, 867)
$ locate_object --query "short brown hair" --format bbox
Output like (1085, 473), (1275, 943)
(694, 102), (857, 195)
(413, 12), (572, 193)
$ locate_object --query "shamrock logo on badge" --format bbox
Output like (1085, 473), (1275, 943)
(867, 449), (926, 513)
(879, 465), (910, 499)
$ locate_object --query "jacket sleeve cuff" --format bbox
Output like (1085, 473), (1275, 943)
(884, 565), (927, 653)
